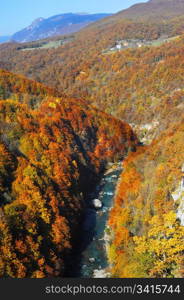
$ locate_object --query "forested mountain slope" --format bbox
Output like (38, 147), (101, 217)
(1, 29), (183, 142)
(0, 2), (184, 144)
(108, 0), (184, 21)
(0, 68), (60, 107)
(0, 0), (184, 279)
(1, 0), (184, 95)
(68, 34), (184, 142)
(109, 116), (184, 277)
(0, 71), (138, 277)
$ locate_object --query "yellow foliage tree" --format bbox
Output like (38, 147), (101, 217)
(133, 211), (184, 277)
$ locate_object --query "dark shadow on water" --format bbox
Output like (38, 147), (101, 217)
(64, 167), (122, 278)
(64, 200), (98, 277)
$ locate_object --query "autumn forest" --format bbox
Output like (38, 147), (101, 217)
(0, 0), (184, 278)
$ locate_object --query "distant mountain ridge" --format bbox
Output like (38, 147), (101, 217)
(11, 13), (112, 42)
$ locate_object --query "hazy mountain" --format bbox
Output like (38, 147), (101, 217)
(11, 13), (111, 42)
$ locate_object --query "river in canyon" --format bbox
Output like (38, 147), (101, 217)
(67, 162), (122, 278)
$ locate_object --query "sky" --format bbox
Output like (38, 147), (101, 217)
(0, 0), (148, 36)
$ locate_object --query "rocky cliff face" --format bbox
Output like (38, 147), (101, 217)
(172, 164), (184, 225)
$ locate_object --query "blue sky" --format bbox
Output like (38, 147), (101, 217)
(0, 0), (147, 35)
